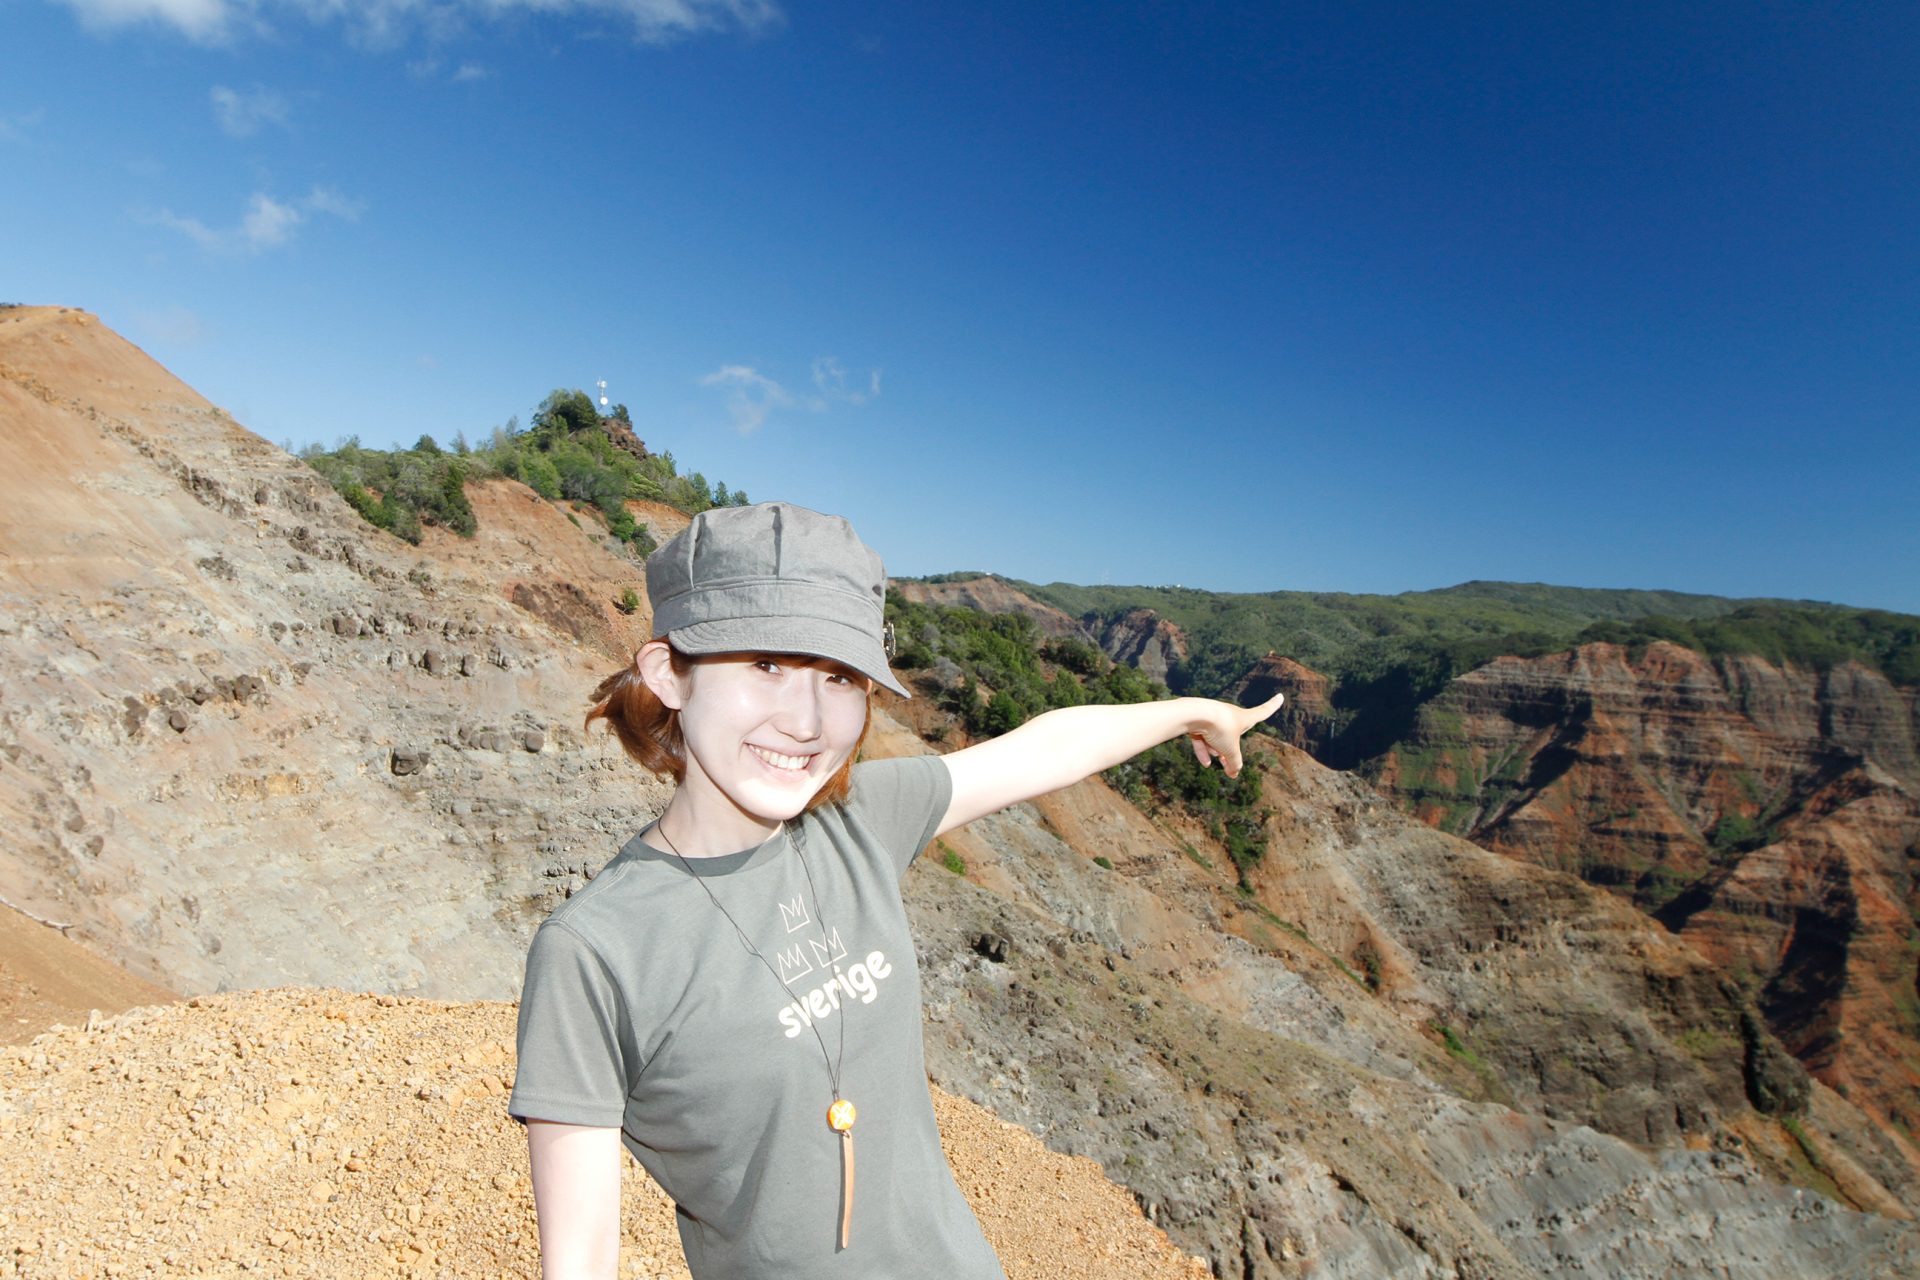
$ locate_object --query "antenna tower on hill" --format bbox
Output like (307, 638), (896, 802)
(596, 379), (609, 415)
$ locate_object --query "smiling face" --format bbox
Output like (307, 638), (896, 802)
(643, 646), (871, 850)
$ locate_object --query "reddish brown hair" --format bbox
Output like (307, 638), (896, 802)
(585, 642), (869, 811)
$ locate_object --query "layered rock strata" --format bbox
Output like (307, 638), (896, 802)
(1372, 641), (1920, 1166)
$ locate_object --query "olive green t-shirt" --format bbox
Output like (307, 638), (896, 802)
(510, 755), (1004, 1279)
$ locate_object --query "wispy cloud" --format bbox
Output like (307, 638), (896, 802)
(148, 185), (364, 254)
(701, 358), (881, 432)
(210, 84), (288, 137)
(53, 0), (783, 48)
(0, 107), (47, 144)
(303, 185), (367, 220)
(700, 365), (795, 435)
(811, 356), (881, 406)
(408, 57), (493, 83)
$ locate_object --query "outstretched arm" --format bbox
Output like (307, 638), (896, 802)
(937, 692), (1284, 836)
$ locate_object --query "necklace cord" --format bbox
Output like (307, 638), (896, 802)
(651, 819), (849, 1101)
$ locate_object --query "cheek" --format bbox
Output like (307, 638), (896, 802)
(827, 699), (869, 746)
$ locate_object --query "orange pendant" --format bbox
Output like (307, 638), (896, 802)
(830, 1101), (857, 1250)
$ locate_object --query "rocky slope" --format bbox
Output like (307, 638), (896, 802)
(0, 305), (671, 1000)
(1372, 641), (1920, 1158)
(5, 307), (1919, 1275)
(893, 576), (1090, 639)
(892, 579), (1191, 684)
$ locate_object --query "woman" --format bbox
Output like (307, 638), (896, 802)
(509, 502), (1281, 1279)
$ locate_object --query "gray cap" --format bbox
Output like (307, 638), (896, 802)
(645, 502), (909, 698)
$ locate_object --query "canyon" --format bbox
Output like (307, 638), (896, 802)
(4, 305), (1918, 1277)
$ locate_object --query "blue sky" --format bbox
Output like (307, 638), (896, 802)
(5, 2), (1917, 612)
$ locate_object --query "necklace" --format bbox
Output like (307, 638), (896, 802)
(652, 817), (860, 1250)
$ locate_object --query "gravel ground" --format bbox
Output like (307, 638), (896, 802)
(0, 990), (1208, 1279)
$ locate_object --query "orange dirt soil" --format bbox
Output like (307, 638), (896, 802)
(1, 989), (1208, 1279)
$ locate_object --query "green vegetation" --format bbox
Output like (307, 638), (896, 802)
(1433, 1022), (1485, 1070)
(1092, 855), (1114, 870)
(299, 437), (477, 544)
(886, 590), (1274, 883)
(1674, 1027), (1732, 1061)
(300, 387), (748, 549)
(938, 842), (966, 876)
(1576, 605), (1920, 684)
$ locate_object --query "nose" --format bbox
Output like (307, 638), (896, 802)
(771, 668), (825, 742)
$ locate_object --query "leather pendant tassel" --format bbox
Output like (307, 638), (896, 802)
(838, 1130), (855, 1249)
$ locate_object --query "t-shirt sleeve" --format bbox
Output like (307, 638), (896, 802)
(845, 754), (954, 879)
(508, 920), (633, 1128)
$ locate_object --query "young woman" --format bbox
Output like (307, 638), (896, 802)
(509, 502), (1281, 1279)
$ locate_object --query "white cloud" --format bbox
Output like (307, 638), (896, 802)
(700, 365), (794, 435)
(452, 61), (489, 81)
(148, 185), (365, 254)
(303, 185), (367, 220)
(60, 0), (242, 43)
(811, 356), (881, 406)
(240, 192), (302, 247)
(703, 358), (880, 432)
(210, 84), (289, 136)
(0, 108), (47, 144)
(53, 0), (782, 48)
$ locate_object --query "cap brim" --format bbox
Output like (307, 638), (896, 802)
(668, 616), (911, 699)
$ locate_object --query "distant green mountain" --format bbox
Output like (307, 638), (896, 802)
(955, 577), (1919, 766)
(1010, 579), (1782, 695)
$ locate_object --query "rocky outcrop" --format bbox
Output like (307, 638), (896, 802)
(597, 413), (649, 463)
(1093, 608), (1189, 685)
(1224, 652), (1332, 751)
(1372, 640), (1920, 1178)
(893, 576), (1092, 640)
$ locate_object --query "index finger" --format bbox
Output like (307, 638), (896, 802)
(1245, 690), (1285, 726)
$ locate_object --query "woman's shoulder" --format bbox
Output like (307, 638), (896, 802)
(536, 845), (664, 938)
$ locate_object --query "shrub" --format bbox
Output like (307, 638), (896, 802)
(939, 842), (966, 876)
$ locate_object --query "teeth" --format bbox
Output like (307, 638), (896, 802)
(749, 745), (810, 771)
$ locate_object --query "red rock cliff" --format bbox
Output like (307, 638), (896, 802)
(1374, 640), (1920, 1155)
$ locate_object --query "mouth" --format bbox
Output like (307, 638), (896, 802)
(747, 744), (815, 775)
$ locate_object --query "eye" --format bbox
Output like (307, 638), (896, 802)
(753, 658), (782, 675)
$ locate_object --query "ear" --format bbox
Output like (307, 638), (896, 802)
(635, 640), (687, 710)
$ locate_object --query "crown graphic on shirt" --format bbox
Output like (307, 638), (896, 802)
(779, 895), (810, 933)
(776, 943), (816, 984)
(810, 928), (850, 971)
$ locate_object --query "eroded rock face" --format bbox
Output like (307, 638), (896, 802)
(0, 307), (668, 999)
(1372, 641), (1920, 1174)
(892, 577), (1090, 639)
(1224, 653), (1332, 752)
(1094, 608), (1190, 686)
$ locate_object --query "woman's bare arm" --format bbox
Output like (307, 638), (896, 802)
(526, 1120), (623, 1279)
(937, 692), (1283, 836)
